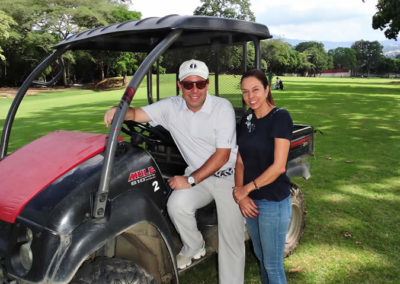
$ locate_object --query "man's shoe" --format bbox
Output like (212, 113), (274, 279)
(177, 253), (192, 270)
(177, 243), (206, 269)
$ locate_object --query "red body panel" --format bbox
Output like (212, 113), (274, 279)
(0, 131), (108, 223)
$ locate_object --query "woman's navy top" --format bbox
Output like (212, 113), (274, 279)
(237, 107), (293, 201)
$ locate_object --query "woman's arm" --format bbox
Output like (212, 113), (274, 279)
(234, 151), (259, 218)
(234, 151), (244, 187)
(233, 152), (256, 202)
(252, 137), (290, 189)
(234, 137), (290, 201)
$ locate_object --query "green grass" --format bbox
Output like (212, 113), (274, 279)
(1, 76), (400, 283)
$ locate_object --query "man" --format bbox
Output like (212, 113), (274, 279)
(104, 59), (245, 284)
(267, 70), (275, 86)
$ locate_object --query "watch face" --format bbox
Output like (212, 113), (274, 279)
(188, 176), (195, 185)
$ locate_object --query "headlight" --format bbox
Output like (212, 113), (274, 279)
(19, 242), (33, 271)
(11, 227), (33, 276)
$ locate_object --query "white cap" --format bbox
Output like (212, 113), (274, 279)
(178, 59), (209, 81)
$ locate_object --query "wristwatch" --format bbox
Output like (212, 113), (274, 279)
(187, 176), (196, 187)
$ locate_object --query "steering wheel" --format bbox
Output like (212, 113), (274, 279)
(121, 121), (172, 146)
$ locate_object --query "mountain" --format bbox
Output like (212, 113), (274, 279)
(273, 36), (400, 57)
(382, 40), (400, 58)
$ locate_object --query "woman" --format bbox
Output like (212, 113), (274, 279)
(234, 69), (293, 284)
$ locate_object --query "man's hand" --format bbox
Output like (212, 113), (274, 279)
(168, 176), (191, 190)
(238, 197), (259, 218)
(104, 107), (117, 127)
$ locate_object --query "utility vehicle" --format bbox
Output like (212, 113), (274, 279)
(0, 15), (313, 283)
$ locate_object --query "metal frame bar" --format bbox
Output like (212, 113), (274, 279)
(0, 48), (67, 159)
(92, 29), (182, 218)
(32, 58), (65, 87)
(254, 38), (261, 69)
(156, 59), (160, 101)
(214, 47), (219, 97)
(146, 67), (153, 104)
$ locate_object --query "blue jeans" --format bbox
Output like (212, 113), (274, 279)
(246, 196), (291, 284)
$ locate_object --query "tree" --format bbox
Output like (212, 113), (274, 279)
(192, 0), (256, 75)
(394, 58), (400, 73)
(0, 10), (16, 62)
(194, 0), (255, 21)
(0, 10), (16, 79)
(0, 0), (140, 86)
(91, 6), (140, 82)
(328, 47), (357, 72)
(304, 47), (333, 75)
(295, 41), (332, 75)
(373, 56), (397, 74)
(261, 39), (302, 74)
(111, 7), (141, 22)
(297, 52), (314, 76)
(113, 52), (138, 85)
(351, 40), (383, 76)
(0, 1), (60, 86)
(372, 0), (400, 40)
(294, 41), (325, 53)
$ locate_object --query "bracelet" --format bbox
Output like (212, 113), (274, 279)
(252, 180), (259, 190)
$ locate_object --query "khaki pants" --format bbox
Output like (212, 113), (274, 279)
(167, 175), (245, 284)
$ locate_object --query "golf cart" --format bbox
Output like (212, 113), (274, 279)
(0, 15), (313, 283)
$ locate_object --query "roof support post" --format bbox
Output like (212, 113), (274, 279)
(0, 48), (67, 159)
(147, 67), (153, 104)
(215, 47), (219, 97)
(92, 29), (182, 219)
(254, 38), (261, 69)
(156, 59), (160, 101)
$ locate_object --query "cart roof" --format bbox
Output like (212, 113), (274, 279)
(54, 15), (271, 52)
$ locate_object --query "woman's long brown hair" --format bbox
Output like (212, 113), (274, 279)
(240, 69), (274, 105)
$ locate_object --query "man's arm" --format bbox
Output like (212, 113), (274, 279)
(191, 148), (230, 183)
(167, 148), (231, 190)
(104, 106), (151, 127)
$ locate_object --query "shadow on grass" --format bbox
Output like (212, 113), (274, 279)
(1, 78), (399, 282)
(276, 80), (400, 282)
(2, 97), (149, 153)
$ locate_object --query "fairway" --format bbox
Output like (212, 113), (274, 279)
(1, 76), (400, 283)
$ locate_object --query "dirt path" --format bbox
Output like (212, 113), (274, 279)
(0, 87), (73, 98)
(0, 80), (122, 98)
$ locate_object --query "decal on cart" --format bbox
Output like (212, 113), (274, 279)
(152, 181), (160, 192)
(128, 166), (156, 186)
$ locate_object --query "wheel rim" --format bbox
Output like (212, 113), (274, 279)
(286, 203), (301, 244)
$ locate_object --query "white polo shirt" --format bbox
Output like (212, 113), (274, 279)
(141, 94), (238, 174)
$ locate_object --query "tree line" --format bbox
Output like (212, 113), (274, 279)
(0, 0), (142, 87)
(261, 39), (400, 77)
(1, 0), (399, 87)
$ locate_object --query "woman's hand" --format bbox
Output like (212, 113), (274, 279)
(238, 197), (259, 218)
(233, 185), (249, 204)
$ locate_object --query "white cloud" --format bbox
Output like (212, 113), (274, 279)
(253, 0), (385, 41)
(130, 0), (387, 42)
(130, 0), (201, 18)
(270, 17), (386, 41)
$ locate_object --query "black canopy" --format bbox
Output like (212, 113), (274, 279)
(55, 15), (271, 52)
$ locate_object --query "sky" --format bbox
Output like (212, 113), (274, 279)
(130, 0), (388, 43)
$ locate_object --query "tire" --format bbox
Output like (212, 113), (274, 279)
(284, 183), (306, 257)
(71, 257), (157, 284)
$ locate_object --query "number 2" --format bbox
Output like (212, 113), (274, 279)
(152, 181), (160, 192)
